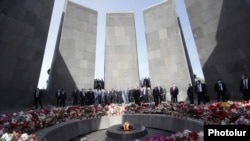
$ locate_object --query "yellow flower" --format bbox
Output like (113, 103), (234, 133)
(221, 102), (227, 108)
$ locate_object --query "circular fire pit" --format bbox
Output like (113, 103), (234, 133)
(106, 124), (148, 140)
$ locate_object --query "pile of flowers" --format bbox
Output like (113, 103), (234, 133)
(143, 129), (203, 141)
(0, 101), (250, 141)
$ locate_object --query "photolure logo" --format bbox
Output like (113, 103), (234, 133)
(204, 125), (250, 140)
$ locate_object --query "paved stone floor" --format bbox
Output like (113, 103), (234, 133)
(70, 128), (174, 141)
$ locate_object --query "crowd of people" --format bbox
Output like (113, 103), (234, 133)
(53, 86), (167, 107)
(33, 74), (250, 109)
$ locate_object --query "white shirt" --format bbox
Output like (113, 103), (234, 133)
(244, 79), (248, 89)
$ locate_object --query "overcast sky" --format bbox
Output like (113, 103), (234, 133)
(37, 0), (204, 89)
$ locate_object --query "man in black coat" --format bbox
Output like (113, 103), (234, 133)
(194, 80), (207, 105)
(214, 79), (227, 102)
(240, 74), (250, 101)
(80, 88), (86, 106)
(34, 88), (43, 109)
(55, 89), (61, 107)
(133, 86), (141, 105)
(72, 88), (79, 105)
(187, 83), (194, 104)
(153, 86), (161, 106)
(60, 89), (67, 107)
(170, 83), (179, 103)
(86, 88), (95, 105)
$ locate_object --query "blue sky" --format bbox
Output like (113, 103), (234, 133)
(38, 0), (204, 88)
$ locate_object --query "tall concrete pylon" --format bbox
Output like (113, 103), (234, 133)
(47, 1), (98, 98)
(144, 0), (192, 102)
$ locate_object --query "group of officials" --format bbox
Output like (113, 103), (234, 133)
(33, 74), (250, 109)
(186, 73), (250, 105)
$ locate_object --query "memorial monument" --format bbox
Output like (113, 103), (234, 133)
(144, 0), (192, 101)
(47, 1), (98, 97)
(104, 12), (140, 89)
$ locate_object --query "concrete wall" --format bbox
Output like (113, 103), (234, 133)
(143, 0), (192, 101)
(0, 0), (54, 108)
(185, 0), (250, 100)
(105, 12), (140, 89)
(47, 1), (97, 97)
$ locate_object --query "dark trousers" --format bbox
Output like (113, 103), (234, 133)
(197, 92), (205, 105)
(188, 94), (194, 104)
(56, 98), (60, 107)
(217, 92), (226, 102)
(242, 91), (250, 101)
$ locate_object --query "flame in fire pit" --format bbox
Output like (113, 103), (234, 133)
(123, 121), (130, 131)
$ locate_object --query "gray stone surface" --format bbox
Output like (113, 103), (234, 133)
(47, 1), (97, 97)
(36, 114), (204, 141)
(0, 0), (54, 108)
(185, 0), (250, 100)
(143, 0), (192, 101)
(105, 12), (140, 89)
(72, 128), (173, 141)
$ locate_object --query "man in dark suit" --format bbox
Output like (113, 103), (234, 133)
(194, 80), (207, 105)
(153, 85), (161, 106)
(34, 88), (43, 109)
(214, 79), (227, 102)
(133, 86), (141, 105)
(55, 89), (61, 107)
(187, 83), (194, 104)
(86, 88), (95, 105)
(72, 88), (79, 105)
(80, 88), (86, 106)
(240, 74), (250, 101)
(60, 89), (67, 107)
(170, 83), (179, 103)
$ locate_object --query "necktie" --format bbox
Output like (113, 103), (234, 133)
(36, 90), (39, 97)
(199, 84), (202, 92)
(245, 79), (248, 89)
(219, 83), (223, 91)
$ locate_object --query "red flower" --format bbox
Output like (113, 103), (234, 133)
(189, 131), (198, 140)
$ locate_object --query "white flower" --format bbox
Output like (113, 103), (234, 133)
(183, 129), (192, 133)
(24, 114), (33, 122)
(221, 120), (226, 125)
(198, 131), (204, 141)
(38, 114), (46, 121)
(80, 137), (88, 141)
(1, 133), (14, 141)
(18, 111), (24, 115)
(21, 133), (29, 140)
(231, 108), (237, 113)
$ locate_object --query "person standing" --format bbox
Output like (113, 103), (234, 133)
(133, 86), (141, 105)
(80, 88), (86, 106)
(156, 85), (163, 104)
(240, 74), (250, 101)
(214, 79), (227, 102)
(72, 88), (79, 105)
(55, 89), (61, 107)
(170, 83), (179, 103)
(34, 88), (43, 109)
(60, 89), (67, 107)
(194, 80), (207, 105)
(187, 83), (194, 104)
(86, 88), (95, 105)
(153, 86), (160, 106)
